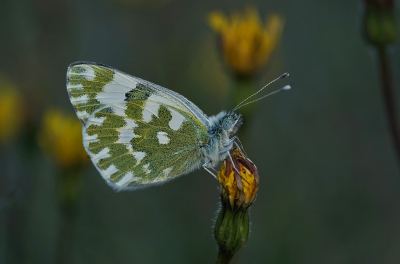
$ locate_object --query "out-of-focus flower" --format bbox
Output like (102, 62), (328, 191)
(38, 109), (87, 168)
(214, 148), (259, 262)
(0, 77), (23, 144)
(363, 0), (397, 46)
(362, 0), (399, 169)
(38, 110), (89, 264)
(208, 7), (284, 78)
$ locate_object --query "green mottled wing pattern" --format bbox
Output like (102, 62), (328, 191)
(67, 62), (209, 190)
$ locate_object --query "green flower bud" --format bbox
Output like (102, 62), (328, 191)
(214, 200), (250, 263)
(363, 0), (397, 46)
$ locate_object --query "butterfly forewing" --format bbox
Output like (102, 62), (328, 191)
(67, 62), (209, 190)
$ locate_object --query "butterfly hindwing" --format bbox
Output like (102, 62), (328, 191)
(66, 62), (209, 190)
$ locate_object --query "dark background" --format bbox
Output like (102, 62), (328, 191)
(1, 0), (400, 263)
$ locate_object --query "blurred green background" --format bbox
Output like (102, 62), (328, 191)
(1, 0), (400, 263)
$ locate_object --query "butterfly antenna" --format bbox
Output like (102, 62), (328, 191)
(232, 72), (289, 111)
(234, 85), (291, 110)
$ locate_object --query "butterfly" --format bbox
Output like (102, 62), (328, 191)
(66, 61), (289, 191)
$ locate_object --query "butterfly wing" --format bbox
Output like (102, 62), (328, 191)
(67, 62), (210, 190)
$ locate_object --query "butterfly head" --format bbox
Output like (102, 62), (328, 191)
(221, 111), (243, 136)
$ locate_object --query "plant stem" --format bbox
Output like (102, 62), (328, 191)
(216, 250), (234, 264)
(55, 169), (82, 264)
(231, 77), (256, 147)
(377, 46), (400, 169)
(55, 203), (78, 264)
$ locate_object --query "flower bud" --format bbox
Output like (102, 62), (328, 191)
(363, 0), (397, 46)
(214, 148), (259, 261)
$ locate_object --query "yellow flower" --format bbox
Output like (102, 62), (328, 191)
(217, 148), (259, 209)
(38, 109), (88, 168)
(0, 77), (23, 143)
(208, 7), (284, 78)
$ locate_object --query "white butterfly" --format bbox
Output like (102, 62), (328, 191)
(66, 61), (289, 191)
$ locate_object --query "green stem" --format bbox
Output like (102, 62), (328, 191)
(55, 205), (78, 264)
(216, 249), (234, 264)
(377, 46), (400, 169)
(231, 78), (256, 146)
(55, 169), (83, 264)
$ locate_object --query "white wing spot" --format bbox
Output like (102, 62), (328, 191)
(68, 83), (83, 90)
(168, 107), (186, 130)
(84, 67), (95, 80)
(116, 129), (135, 144)
(92, 147), (110, 162)
(96, 90), (127, 117)
(112, 103), (127, 117)
(116, 172), (133, 186)
(113, 72), (138, 88)
(142, 101), (160, 122)
(125, 118), (137, 128)
(126, 144), (133, 152)
(163, 167), (173, 176)
(90, 116), (106, 125)
(132, 152), (146, 163)
(103, 164), (118, 178)
(77, 110), (89, 120)
(157, 132), (170, 144)
(72, 94), (89, 104)
(116, 118), (138, 151)
(103, 82), (131, 93)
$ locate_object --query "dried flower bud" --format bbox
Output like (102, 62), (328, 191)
(214, 148), (259, 262)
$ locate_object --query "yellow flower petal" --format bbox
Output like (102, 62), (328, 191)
(217, 148), (259, 209)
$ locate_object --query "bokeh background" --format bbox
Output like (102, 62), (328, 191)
(1, 0), (400, 263)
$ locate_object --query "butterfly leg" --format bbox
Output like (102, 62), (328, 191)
(229, 136), (248, 157)
(202, 160), (218, 179)
(210, 167), (219, 174)
(228, 152), (252, 184)
(227, 151), (241, 175)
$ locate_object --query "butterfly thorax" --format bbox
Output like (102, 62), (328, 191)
(202, 111), (243, 167)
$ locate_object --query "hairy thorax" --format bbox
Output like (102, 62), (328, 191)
(201, 112), (234, 168)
